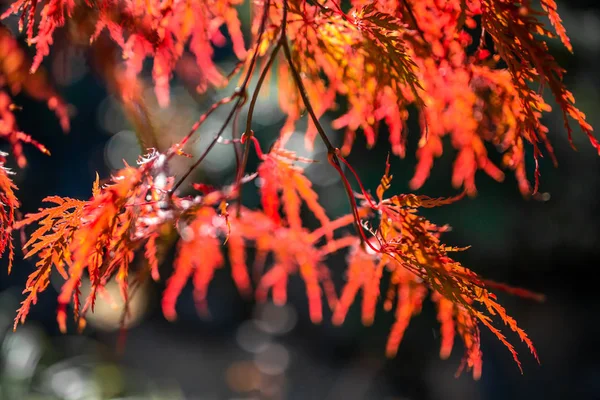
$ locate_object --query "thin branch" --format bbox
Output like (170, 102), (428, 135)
(171, 99), (244, 193)
(170, 0), (272, 193)
(281, 39), (336, 154)
(279, 0), (373, 249)
(244, 43), (282, 142)
(235, 42), (283, 216)
(232, 106), (242, 179)
(175, 95), (238, 151)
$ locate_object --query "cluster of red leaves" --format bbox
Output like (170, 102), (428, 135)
(13, 144), (540, 379)
(0, 152), (18, 272)
(0, 23), (69, 276)
(258, 0), (597, 195)
(1, 0), (594, 381)
(0, 24), (69, 167)
(3, 0), (596, 192)
(256, 140), (329, 229)
(13, 151), (174, 332)
(272, 0), (421, 147)
(2, 0), (247, 106)
(165, 206), (339, 324)
(282, 0), (599, 196)
(12, 144), (339, 329)
(333, 159), (539, 378)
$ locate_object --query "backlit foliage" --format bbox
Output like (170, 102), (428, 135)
(0, 0), (596, 380)
(0, 153), (18, 272)
(333, 160), (539, 378)
(1, 24), (68, 167)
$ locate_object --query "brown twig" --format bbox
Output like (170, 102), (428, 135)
(279, 1), (374, 249)
(235, 8), (286, 215)
(170, 0), (273, 194)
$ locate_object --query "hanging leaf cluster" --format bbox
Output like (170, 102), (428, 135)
(0, 0), (596, 380)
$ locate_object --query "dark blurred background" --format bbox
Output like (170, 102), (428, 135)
(1, 1), (600, 399)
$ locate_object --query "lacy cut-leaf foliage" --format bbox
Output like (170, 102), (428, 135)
(1, 0), (594, 192)
(0, 0), (596, 381)
(14, 147), (541, 379)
